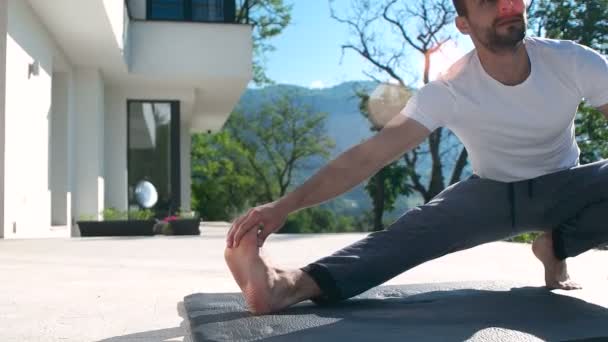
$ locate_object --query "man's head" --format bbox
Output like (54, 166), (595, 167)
(454, 0), (528, 53)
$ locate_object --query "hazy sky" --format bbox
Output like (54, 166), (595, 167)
(263, 0), (475, 89)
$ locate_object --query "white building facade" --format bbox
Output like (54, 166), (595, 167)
(0, 0), (252, 238)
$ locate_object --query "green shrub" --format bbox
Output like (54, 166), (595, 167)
(176, 209), (198, 219)
(102, 207), (128, 221)
(77, 214), (97, 221)
(128, 208), (155, 220)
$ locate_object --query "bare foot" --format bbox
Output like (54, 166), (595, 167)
(532, 232), (582, 290)
(224, 228), (320, 315)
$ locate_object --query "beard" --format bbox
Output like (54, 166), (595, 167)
(479, 16), (527, 53)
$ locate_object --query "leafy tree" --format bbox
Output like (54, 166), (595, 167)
(190, 0), (293, 218)
(235, 0), (292, 85)
(365, 162), (413, 230)
(356, 89), (414, 230)
(226, 92), (336, 203)
(333, 0), (466, 229)
(191, 92), (335, 232)
(281, 207), (357, 233)
(191, 131), (263, 221)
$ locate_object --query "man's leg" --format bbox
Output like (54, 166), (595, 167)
(299, 175), (532, 305)
(532, 231), (582, 290)
(553, 201), (608, 258)
(535, 159), (608, 288)
(225, 172), (557, 314)
(226, 175), (523, 313)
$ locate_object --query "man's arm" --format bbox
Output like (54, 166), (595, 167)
(278, 115), (430, 213)
(227, 114), (431, 248)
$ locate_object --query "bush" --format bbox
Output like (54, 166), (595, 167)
(279, 207), (357, 234)
(128, 208), (155, 220)
(102, 208), (128, 221)
(175, 209), (198, 219)
(78, 208), (154, 221)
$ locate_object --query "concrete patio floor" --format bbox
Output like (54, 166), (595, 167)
(0, 223), (606, 341)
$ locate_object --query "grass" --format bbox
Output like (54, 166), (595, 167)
(506, 233), (607, 250)
(506, 232), (541, 244)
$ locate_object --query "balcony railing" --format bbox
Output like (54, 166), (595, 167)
(125, 0), (249, 24)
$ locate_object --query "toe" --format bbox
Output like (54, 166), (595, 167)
(546, 280), (583, 290)
(563, 281), (583, 290)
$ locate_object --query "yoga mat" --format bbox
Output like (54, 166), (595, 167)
(184, 281), (608, 342)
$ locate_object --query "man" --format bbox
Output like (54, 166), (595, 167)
(224, 0), (608, 315)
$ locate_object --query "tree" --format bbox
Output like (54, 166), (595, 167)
(190, 1), (293, 217)
(226, 92), (336, 202)
(281, 207), (357, 234)
(235, 0), (292, 85)
(191, 93), (335, 225)
(356, 89), (413, 230)
(529, 0), (608, 164)
(332, 0), (467, 229)
(190, 131), (263, 221)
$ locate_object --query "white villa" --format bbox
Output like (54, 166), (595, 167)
(0, 0), (252, 238)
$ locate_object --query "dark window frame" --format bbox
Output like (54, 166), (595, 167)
(126, 100), (181, 218)
(146, 0), (236, 23)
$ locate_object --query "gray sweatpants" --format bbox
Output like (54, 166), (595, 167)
(301, 159), (608, 304)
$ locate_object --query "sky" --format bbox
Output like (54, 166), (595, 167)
(262, 0), (475, 89)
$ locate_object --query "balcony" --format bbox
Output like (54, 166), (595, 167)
(126, 0), (249, 24)
(124, 0), (252, 132)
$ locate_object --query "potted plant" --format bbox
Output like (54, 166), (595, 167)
(153, 210), (201, 236)
(77, 208), (156, 237)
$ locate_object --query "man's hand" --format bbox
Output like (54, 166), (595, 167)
(226, 201), (289, 248)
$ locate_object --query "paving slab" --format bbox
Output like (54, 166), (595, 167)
(0, 225), (606, 341)
(184, 281), (608, 342)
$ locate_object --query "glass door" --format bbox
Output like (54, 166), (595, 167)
(127, 100), (181, 218)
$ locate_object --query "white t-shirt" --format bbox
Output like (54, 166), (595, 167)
(401, 37), (608, 182)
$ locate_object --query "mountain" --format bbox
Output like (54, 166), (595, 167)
(237, 81), (378, 156)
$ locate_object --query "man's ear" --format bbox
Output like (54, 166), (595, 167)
(455, 16), (470, 35)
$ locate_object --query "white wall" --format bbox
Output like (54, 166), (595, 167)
(50, 72), (70, 226)
(0, 0), (7, 238)
(66, 72), (76, 234)
(130, 22), (251, 79)
(104, 87), (128, 212)
(104, 86), (195, 213)
(3, 0), (72, 238)
(73, 68), (105, 221)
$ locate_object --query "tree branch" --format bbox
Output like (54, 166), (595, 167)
(449, 147), (469, 185)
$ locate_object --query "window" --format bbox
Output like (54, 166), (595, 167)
(148, 0), (185, 20)
(193, 0), (224, 22)
(148, 0), (231, 22)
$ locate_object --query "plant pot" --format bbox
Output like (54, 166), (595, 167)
(77, 220), (156, 237)
(169, 218), (201, 235)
